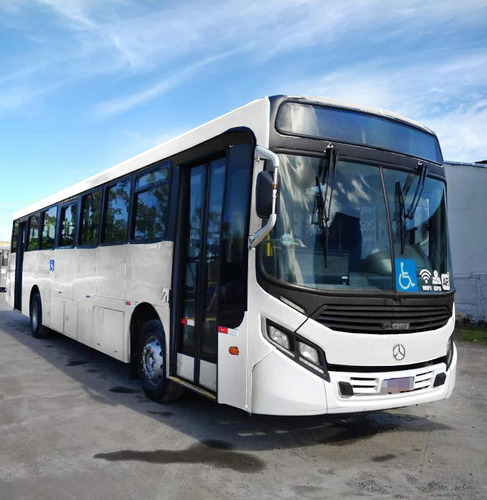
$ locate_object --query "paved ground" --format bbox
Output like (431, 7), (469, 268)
(0, 292), (486, 500)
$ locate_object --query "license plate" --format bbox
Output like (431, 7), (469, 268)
(380, 376), (414, 394)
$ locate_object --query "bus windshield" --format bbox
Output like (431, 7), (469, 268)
(261, 154), (452, 293)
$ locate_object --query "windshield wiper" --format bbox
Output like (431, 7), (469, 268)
(314, 143), (337, 268)
(395, 180), (406, 254)
(395, 161), (429, 254)
(405, 161), (429, 220)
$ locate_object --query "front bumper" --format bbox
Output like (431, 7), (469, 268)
(250, 343), (457, 416)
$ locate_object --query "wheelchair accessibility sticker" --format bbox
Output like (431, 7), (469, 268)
(395, 259), (418, 292)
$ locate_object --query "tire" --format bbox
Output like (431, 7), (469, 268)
(30, 293), (49, 339)
(137, 319), (184, 403)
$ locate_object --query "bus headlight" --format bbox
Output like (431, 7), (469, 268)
(446, 335), (454, 369)
(264, 320), (330, 381)
(268, 324), (291, 350)
(297, 341), (320, 366)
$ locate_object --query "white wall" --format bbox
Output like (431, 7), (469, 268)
(445, 163), (487, 321)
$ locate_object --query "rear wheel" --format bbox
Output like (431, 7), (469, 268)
(137, 319), (184, 403)
(30, 293), (49, 339)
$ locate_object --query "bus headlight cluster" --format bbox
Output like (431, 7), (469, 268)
(265, 320), (330, 381)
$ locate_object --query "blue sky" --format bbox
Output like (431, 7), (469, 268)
(1, 0), (486, 241)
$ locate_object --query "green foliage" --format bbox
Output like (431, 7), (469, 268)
(461, 327), (487, 345)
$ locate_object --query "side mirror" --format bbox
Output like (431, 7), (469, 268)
(256, 171), (274, 218)
(249, 146), (280, 249)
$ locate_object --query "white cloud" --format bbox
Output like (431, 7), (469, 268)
(290, 50), (487, 162)
(0, 0), (486, 160)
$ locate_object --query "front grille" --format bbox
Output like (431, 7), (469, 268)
(314, 303), (451, 334)
(340, 369), (435, 397)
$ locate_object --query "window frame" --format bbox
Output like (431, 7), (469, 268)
(130, 161), (172, 244)
(57, 199), (79, 249)
(100, 175), (133, 246)
(78, 187), (103, 249)
(26, 213), (41, 252)
(40, 204), (59, 250)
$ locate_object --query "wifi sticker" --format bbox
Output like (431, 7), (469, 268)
(420, 269), (432, 283)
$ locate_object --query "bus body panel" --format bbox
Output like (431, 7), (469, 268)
(217, 313), (249, 411)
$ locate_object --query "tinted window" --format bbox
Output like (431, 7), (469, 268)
(11, 221), (18, 252)
(102, 179), (131, 244)
(219, 144), (253, 327)
(133, 166), (170, 241)
(277, 102), (443, 163)
(27, 214), (40, 251)
(41, 207), (58, 249)
(59, 203), (77, 247)
(80, 190), (101, 246)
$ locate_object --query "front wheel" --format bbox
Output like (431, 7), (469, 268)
(30, 293), (49, 339)
(137, 319), (184, 403)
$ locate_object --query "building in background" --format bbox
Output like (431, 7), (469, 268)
(445, 162), (487, 321)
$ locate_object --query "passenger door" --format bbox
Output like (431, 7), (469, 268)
(176, 157), (226, 391)
(14, 221), (27, 311)
(173, 143), (254, 395)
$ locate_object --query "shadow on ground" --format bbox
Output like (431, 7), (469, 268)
(0, 302), (451, 458)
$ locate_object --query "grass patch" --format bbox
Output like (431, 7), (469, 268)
(460, 327), (487, 345)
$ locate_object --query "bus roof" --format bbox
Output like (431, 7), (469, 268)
(13, 95), (436, 220)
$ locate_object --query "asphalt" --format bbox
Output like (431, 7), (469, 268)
(0, 292), (486, 499)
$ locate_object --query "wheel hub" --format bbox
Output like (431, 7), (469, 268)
(141, 336), (164, 384)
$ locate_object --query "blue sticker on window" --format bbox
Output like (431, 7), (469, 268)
(50, 259), (55, 272)
(395, 259), (418, 292)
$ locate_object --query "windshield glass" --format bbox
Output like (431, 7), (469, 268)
(383, 170), (453, 293)
(261, 154), (452, 293)
(262, 155), (393, 290)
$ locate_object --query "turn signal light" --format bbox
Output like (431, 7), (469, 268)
(229, 346), (239, 355)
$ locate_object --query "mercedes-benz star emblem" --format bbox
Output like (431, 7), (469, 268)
(393, 344), (406, 361)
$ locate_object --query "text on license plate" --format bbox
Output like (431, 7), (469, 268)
(380, 376), (414, 394)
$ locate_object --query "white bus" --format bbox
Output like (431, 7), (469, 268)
(7, 95), (456, 415)
(0, 244), (9, 290)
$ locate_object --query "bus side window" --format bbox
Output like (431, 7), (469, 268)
(59, 202), (78, 248)
(132, 165), (170, 241)
(27, 214), (40, 251)
(40, 206), (58, 250)
(79, 189), (102, 246)
(101, 178), (131, 244)
(11, 220), (19, 253)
